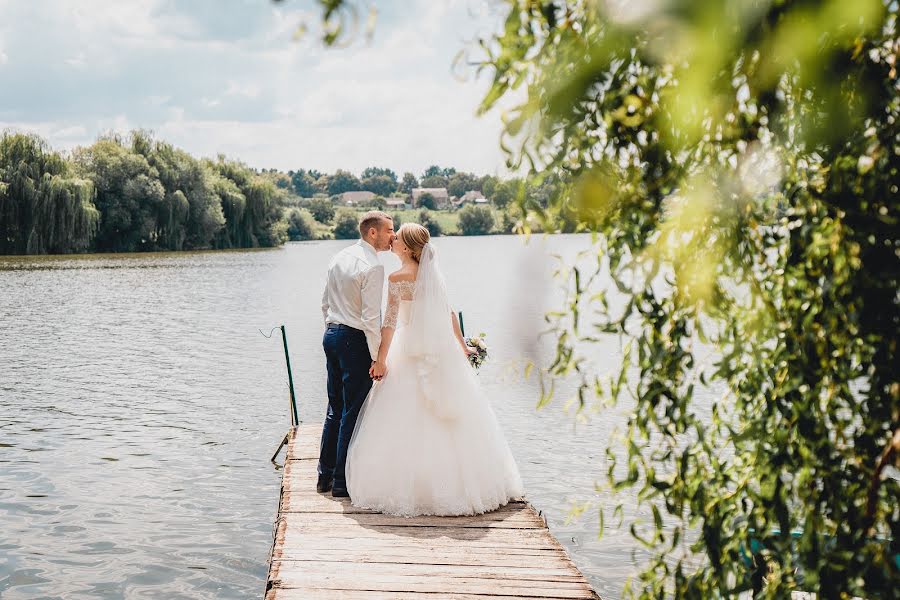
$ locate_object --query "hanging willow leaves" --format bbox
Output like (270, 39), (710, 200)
(471, 0), (899, 597)
(0, 133), (99, 254)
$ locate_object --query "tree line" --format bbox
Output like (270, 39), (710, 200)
(0, 130), (561, 254)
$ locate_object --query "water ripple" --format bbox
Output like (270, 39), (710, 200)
(0, 237), (660, 599)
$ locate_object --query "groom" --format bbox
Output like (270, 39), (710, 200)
(317, 211), (394, 497)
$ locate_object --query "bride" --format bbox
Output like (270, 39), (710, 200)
(345, 223), (524, 516)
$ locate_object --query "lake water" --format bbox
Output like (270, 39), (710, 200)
(1, 235), (648, 599)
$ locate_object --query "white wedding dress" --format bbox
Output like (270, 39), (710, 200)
(345, 245), (524, 516)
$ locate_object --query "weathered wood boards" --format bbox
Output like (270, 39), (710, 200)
(265, 424), (600, 599)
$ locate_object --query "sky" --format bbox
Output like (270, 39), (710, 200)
(0, 0), (512, 176)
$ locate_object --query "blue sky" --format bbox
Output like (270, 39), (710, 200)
(0, 0), (511, 175)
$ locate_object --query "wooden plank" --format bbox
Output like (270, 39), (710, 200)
(276, 548), (574, 569)
(266, 424), (601, 600)
(269, 590), (586, 600)
(278, 507), (544, 529)
(271, 572), (596, 598)
(272, 560), (583, 580)
(282, 488), (531, 517)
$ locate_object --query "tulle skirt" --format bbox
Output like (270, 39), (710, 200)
(345, 327), (524, 517)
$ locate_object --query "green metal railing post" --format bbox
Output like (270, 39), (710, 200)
(280, 325), (299, 427)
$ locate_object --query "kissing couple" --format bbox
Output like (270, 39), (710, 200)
(317, 211), (523, 516)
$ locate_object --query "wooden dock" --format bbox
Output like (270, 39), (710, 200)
(265, 424), (600, 599)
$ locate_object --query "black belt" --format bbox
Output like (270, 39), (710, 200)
(326, 323), (362, 333)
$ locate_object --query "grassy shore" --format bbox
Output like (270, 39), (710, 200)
(350, 207), (506, 236)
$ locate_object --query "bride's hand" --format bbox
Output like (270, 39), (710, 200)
(462, 344), (477, 357)
(371, 360), (387, 381)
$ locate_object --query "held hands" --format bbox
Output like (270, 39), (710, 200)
(369, 360), (387, 381)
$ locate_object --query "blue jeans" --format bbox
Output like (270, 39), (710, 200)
(317, 324), (373, 489)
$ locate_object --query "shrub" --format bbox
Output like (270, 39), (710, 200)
(418, 209), (442, 237)
(457, 204), (495, 236)
(308, 197), (335, 224)
(332, 208), (359, 240)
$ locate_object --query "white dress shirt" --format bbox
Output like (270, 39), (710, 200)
(321, 240), (385, 361)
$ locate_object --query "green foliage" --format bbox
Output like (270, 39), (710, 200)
(420, 175), (448, 188)
(400, 172), (418, 194)
(285, 208), (316, 241)
(308, 197), (336, 224)
(447, 172), (480, 198)
(332, 207), (359, 239)
(326, 169), (361, 195)
(416, 192), (437, 210)
(72, 136), (165, 252)
(457, 204), (495, 236)
(417, 209), (442, 237)
(0, 133), (99, 254)
(478, 0), (899, 597)
(290, 169), (317, 197)
(207, 156), (282, 248)
(135, 133), (224, 250)
(361, 174), (396, 196)
(364, 197), (386, 210)
(490, 178), (520, 209)
(361, 166), (397, 182)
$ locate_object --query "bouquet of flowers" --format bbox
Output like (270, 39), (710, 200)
(464, 333), (489, 370)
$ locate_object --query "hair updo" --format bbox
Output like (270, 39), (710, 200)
(398, 223), (430, 263)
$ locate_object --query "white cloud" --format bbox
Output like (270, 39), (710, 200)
(64, 52), (87, 68)
(0, 0), (513, 175)
(225, 80), (260, 99)
(146, 95), (171, 106)
(52, 125), (88, 138)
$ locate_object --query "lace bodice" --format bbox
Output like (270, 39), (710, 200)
(383, 280), (415, 329)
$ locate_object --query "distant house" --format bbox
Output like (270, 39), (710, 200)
(411, 187), (450, 208)
(455, 190), (487, 206)
(341, 190), (376, 206)
(385, 197), (410, 210)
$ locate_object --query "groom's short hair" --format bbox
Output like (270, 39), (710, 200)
(358, 211), (392, 238)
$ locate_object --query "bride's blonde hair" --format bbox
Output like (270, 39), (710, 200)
(398, 223), (430, 263)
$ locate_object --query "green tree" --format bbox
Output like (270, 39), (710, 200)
(447, 172), (479, 198)
(480, 175), (498, 199)
(400, 172), (418, 195)
(285, 208), (315, 241)
(457, 204), (495, 236)
(0, 133), (99, 254)
(416, 192), (437, 210)
(290, 169), (317, 197)
(490, 178), (519, 209)
(361, 174), (396, 196)
(209, 173), (246, 249)
(420, 175), (448, 188)
(73, 136), (165, 252)
(478, 1), (899, 597)
(361, 166), (397, 183)
(308, 197), (336, 224)
(423, 165), (456, 178)
(332, 207), (359, 239)
(134, 133), (224, 250)
(417, 209), (442, 237)
(208, 156), (283, 248)
(326, 169), (361, 195)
